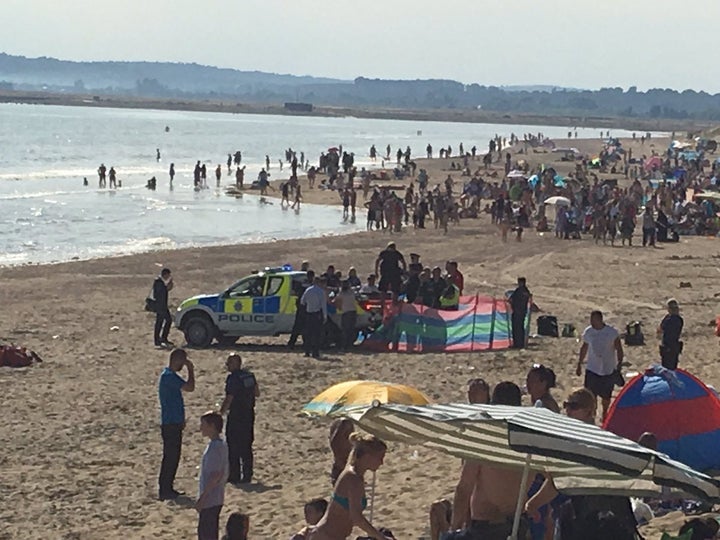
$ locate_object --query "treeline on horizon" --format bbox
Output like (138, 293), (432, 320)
(2, 53), (720, 121)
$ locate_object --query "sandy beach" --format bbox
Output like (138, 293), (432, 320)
(2, 135), (720, 539)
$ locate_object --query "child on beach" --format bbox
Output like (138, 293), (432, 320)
(196, 411), (229, 540)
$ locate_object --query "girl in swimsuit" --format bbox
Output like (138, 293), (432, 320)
(308, 433), (390, 540)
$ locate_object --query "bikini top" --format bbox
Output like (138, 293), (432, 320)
(331, 492), (368, 511)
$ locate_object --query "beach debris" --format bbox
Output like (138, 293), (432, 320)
(0, 345), (43, 368)
(679, 281), (693, 288)
(110, 326), (120, 331)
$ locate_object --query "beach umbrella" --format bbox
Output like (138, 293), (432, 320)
(644, 156), (663, 171)
(302, 380), (431, 417)
(694, 192), (720, 202)
(544, 196), (571, 207)
(303, 381), (431, 523)
(346, 403), (720, 539)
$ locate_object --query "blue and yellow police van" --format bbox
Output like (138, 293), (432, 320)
(174, 266), (381, 348)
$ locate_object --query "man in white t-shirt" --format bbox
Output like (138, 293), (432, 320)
(576, 310), (624, 421)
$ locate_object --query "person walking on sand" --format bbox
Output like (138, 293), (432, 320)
(220, 354), (259, 485)
(576, 310), (624, 421)
(196, 411), (229, 540)
(151, 268), (174, 348)
(158, 348), (195, 500)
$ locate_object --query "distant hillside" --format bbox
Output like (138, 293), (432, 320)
(0, 53), (344, 94)
(2, 53), (720, 121)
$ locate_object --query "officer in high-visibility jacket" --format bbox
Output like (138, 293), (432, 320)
(439, 276), (460, 311)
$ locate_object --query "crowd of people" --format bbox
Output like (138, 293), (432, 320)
(148, 261), (694, 540)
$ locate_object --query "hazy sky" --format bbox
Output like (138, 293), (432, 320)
(2, 0), (719, 92)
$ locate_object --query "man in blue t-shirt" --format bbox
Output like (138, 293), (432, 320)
(158, 348), (195, 500)
(220, 354), (260, 485)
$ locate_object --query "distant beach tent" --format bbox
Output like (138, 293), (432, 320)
(362, 295), (525, 353)
(603, 367), (720, 473)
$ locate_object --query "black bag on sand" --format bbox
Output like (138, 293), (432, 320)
(624, 321), (644, 346)
(537, 315), (559, 337)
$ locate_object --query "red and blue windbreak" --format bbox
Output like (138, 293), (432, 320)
(603, 367), (720, 473)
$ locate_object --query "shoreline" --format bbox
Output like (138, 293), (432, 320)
(0, 89), (709, 132)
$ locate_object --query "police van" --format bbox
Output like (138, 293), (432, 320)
(174, 266), (382, 348)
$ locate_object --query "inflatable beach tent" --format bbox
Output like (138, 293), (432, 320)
(362, 295), (527, 353)
(603, 367), (720, 473)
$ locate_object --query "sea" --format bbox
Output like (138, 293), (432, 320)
(0, 103), (651, 266)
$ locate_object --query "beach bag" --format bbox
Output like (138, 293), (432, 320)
(145, 285), (157, 312)
(624, 321), (644, 346)
(537, 315), (559, 337)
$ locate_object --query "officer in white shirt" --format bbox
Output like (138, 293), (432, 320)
(576, 310), (624, 421)
(300, 276), (327, 358)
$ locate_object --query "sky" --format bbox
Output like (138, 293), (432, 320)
(2, 0), (720, 92)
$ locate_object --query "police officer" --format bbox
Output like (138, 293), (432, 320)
(220, 353), (260, 485)
(288, 271), (314, 349)
(509, 277), (532, 349)
(439, 277), (460, 311)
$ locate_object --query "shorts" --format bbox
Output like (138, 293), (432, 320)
(444, 518), (529, 540)
(584, 370), (615, 400)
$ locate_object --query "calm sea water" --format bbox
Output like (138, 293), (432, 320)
(0, 103), (650, 265)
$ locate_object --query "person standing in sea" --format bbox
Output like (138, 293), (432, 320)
(158, 348), (195, 500)
(98, 163), (107, 188)
(169, 163), (175, 183)
(215, 165), (222, 187)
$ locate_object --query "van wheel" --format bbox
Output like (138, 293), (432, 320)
(184, 315), (215, 348)
(217, 335), (239, 346)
